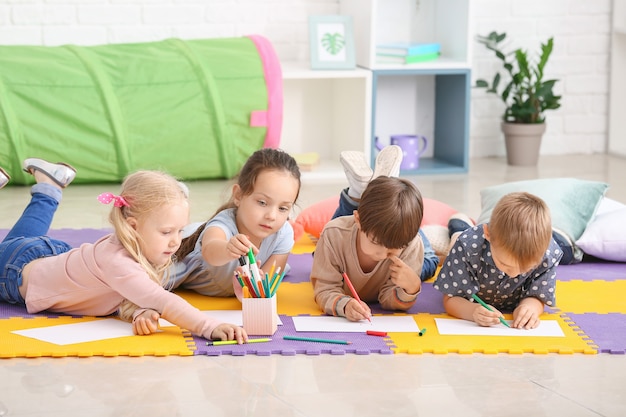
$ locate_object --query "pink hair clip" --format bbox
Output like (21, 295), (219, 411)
(98, 192), (129, 208)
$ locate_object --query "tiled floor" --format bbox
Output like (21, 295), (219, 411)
(1, 154), (625, 416)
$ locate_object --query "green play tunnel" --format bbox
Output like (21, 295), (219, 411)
(0, 35), (282, 184)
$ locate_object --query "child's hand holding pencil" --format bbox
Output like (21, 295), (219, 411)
(342, 271), (372, 323)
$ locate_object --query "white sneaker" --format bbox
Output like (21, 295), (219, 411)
(372, 145), (403, 179)
(340, 151), (372, 199)
(0, 167), (9, 189)
(23, 158), (77, 188)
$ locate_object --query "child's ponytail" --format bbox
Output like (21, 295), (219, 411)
(104, 170), (188, 321)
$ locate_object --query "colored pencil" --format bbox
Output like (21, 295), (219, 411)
(471, 293), (511, 328)
(341, 271), (371, 323)
(234, 272), (245, 289)
(241, 272), (257, 298)
(270, 266), (282, 291)
(208, 338), (272, 346)
(270, 270), (286, 297)
(283, 335), (351, 345)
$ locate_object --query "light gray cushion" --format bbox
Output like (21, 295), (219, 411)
(477, 178), (609, 242)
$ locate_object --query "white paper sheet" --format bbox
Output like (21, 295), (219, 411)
(434, 318), (565, 337)
(11, 310), (283, 346)
(292, 315), (420, 333)
(12, 319), (134, 345)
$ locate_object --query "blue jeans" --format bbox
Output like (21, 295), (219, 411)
(0, 184), (71, 305)
(333, 188), (439, 281)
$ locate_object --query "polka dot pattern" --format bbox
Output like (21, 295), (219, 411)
(433, 225), (561, 311)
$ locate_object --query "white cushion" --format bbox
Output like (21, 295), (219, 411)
(576, 198), (626, 262)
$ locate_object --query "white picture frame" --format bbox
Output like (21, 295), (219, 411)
(308, 15), (356, 70)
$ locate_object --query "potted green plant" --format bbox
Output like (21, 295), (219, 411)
(475, 31), (562, 165)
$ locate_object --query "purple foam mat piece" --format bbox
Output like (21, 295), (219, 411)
(370, 283), (445, 315)
(284, 253), (312, 283)
(0, 302), (87, 320)
(192, 315), (394, 356)
(0, 302), (64, 319)
(565, 313), (626, 354)
(556, 261), (626, 282)
(0, 228), (110, 249)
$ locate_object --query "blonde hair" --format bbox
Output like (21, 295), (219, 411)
(488, 192), (552, 271)
(112, 170), (189, 321)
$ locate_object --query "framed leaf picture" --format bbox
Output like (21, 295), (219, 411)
(308, 15), (356, 70)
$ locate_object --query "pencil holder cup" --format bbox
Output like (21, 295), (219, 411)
(242, 295), (278, 336)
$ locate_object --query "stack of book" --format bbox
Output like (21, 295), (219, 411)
(376, 42), (441, 64)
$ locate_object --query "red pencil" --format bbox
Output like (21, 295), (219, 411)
(341, 271), (371, 323)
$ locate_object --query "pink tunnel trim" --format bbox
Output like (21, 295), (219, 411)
(247, 34), (283, 149)
(249, 110), (267, 127)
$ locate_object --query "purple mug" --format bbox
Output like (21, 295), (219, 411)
(376, 135), (428, 170)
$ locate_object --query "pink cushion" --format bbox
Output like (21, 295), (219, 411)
(422, 198), (459, 228)
(291, 195), (457, 241)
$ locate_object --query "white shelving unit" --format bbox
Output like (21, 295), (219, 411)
(341, 0), (471, 175)
(280, 62), (372, 180)
(609, 0), (626, 156)
(279, 0), (471, 179)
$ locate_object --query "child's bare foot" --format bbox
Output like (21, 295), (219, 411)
(22, 158), (76, 188)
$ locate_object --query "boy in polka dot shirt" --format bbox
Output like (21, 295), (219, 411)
(433, 192), (564, 329)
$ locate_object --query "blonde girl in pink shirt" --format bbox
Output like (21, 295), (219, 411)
(0, 158), (247, 343)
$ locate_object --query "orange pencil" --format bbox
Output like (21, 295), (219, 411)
(341, 271), (371, 323)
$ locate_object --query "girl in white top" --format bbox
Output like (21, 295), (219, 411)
(0, 159), (247, 343)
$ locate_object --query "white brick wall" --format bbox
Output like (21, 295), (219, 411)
(0, 0), (614, 158)
(470, 0), (612, 158)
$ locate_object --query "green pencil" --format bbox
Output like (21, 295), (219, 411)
(471, 294), (511, 328)
(283, 335), (352, 345)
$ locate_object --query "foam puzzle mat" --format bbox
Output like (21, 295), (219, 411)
(0, 229), (624, 357)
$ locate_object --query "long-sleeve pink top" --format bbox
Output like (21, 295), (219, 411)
(25, 234), (221, 340)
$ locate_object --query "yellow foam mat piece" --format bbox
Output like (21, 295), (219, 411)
(176, 289), (240, 310)
(275, 282), (322, 316)
(555, 280), (626, 314)
(292, 234), (317, 254)
(388, 313), (597, 355)
(0, 316), (193, 358)
(175, 284), (321, 317)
